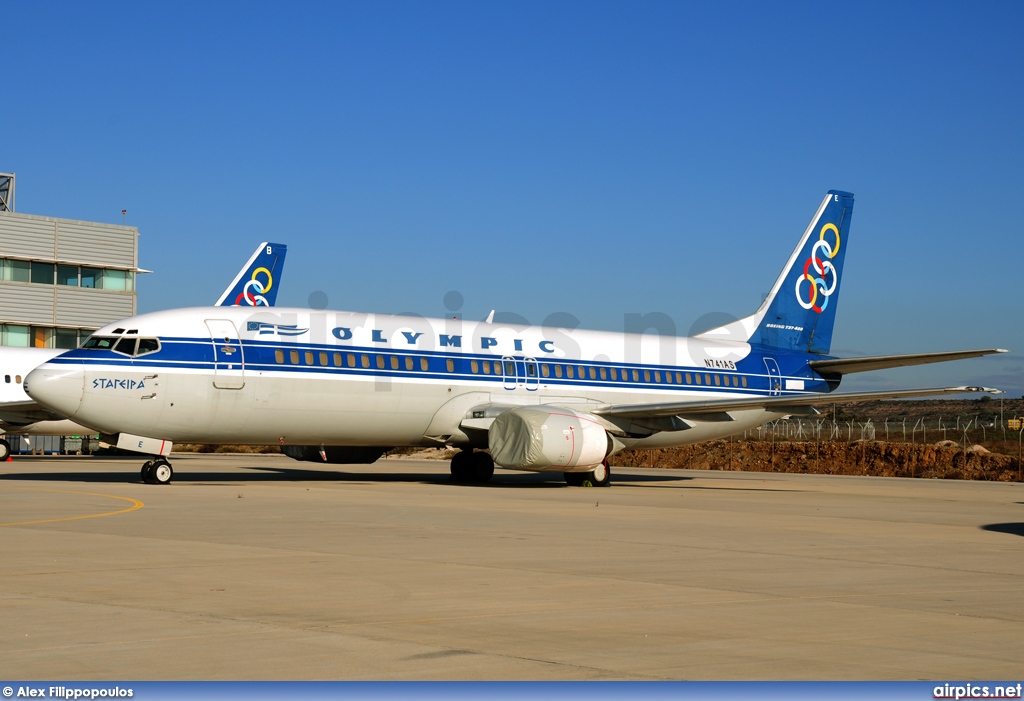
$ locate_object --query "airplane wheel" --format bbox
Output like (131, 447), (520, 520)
(563, 472), (585, 486)
(141, 460), (155, 483)
(470, 451), (494, 484)
(450, 450), (472, 482)
(0, 438), (10, 460)
(586, 460), (611, 487)
(151, 458), (173, 485)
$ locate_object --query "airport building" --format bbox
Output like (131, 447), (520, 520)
(0, 173), (144, 350)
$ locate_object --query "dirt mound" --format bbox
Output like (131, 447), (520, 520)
(615, 440), (1021, 481)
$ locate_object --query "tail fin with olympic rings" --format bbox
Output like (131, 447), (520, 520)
(695, 190), (854, 355)
(215, 242), (288, 307)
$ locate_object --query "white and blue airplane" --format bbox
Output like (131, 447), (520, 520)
(0, 241), (287, 459)
(25, 191), (1006, 485)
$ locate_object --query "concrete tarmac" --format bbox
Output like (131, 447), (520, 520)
(1, 454), (1022, 680)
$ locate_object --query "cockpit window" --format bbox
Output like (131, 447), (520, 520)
(114, 337), (138, 356)
(82, 335), (161, 357)
(82, 336), (118, 350)
(136, 338), (160, 355)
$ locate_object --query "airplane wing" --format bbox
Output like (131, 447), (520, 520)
(808, 349), (1007, 376)
(592, 386), (1002, 421)
(0, 401), (66, 426)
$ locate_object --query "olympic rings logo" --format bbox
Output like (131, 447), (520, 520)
(794, 223), (840, 313)
(235, 266), (273, 306)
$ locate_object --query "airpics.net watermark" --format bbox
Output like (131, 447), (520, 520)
(934, 683), (1023, 699)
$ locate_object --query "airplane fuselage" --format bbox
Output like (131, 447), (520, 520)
(26, 305), (835, 455)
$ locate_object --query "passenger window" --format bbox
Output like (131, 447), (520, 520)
(741, 376), (748, 387)
(527, 363), (537, 377)
(599, 367), (607, 380)
(654, 371), (661, 382)
(4, 375), (9, 383)
(494, 361), (502, 374)
(347, 353), (355, 367)
(405, 357), (413, 371)
(578, 366), (585, 379)
(632, 369), (639, 382)
(305, 351), (314, 365)
(714, 374), (721, 386)
(610, 368), (617, 381)
(320, 352), (328, 366)
(471, 360), (479, 373)
(589, 367), (596, 380)
(334, 353), (342, 367)
(504, 361), (515, 376)
(732, 376), (738, 387)
(644, 370), (651, 383)
(275, 350), (284, 364)
(446, 359), (455, 372)
(541, 364), (549, 378)
(361, 355), (370, 368)
(376, 355), (385, 369)
(676, 372), (683, 384)
(664, 371), (672, 384)
(704, 374), (711, 385)
(566, 366), (574, 379)
(390, 356), (399, 370)
(420, 357), (429, 371)
(695, 373), (701, 384)
(15, 375), (21, 383)
(482, 361), (491, 375)
(290, 350), (299, 364)
(554, 365), (563, 378)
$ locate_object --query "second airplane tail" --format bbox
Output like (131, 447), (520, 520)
(216, 242), (288, 307)
(696, 190), (854, 355)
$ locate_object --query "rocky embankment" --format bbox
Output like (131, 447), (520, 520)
(614, 440), (1022, 481)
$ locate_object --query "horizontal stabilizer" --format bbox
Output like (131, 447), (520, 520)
(809, 349), (1008, 376)
(593, 386), (1002, 421)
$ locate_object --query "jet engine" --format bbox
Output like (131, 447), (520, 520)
(488, 406), (611, 471)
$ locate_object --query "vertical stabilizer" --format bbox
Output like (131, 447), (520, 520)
(215, 242), (288, 306)
(695, 190), (854, 355)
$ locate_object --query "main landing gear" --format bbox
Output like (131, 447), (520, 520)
(563, 460), (611, 487)
(141, 457), (173, 485)
(449, 449), (494, 484)
(0, 438), (10, 461)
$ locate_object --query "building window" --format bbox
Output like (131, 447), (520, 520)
(2, 324), (30, 347)
(57, 265), (79, 286)
(99, 269), (134, 291)
(1, 259), (30, 282)
(55, 329), (78, 350)
(80, 267), (100, 288)
(30, 262), (54, 285)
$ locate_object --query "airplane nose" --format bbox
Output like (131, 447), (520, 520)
(24, 364), (85, 418)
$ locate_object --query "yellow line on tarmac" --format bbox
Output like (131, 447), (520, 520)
(0, 487), (144, 527)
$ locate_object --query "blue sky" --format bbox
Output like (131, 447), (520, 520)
(6, 1), (1023, 397)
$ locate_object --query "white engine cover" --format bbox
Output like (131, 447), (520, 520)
(488, 406), (610, 472)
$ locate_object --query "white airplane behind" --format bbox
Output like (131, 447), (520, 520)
(25, 191), (1006, 485)
(0, 242), (287, 459)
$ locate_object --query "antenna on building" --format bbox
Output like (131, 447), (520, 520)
(121, 209), (126, 225)
(0, 173), (14, 212)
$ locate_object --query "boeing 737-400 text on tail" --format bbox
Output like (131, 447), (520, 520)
(24, 192), (1006, 485)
